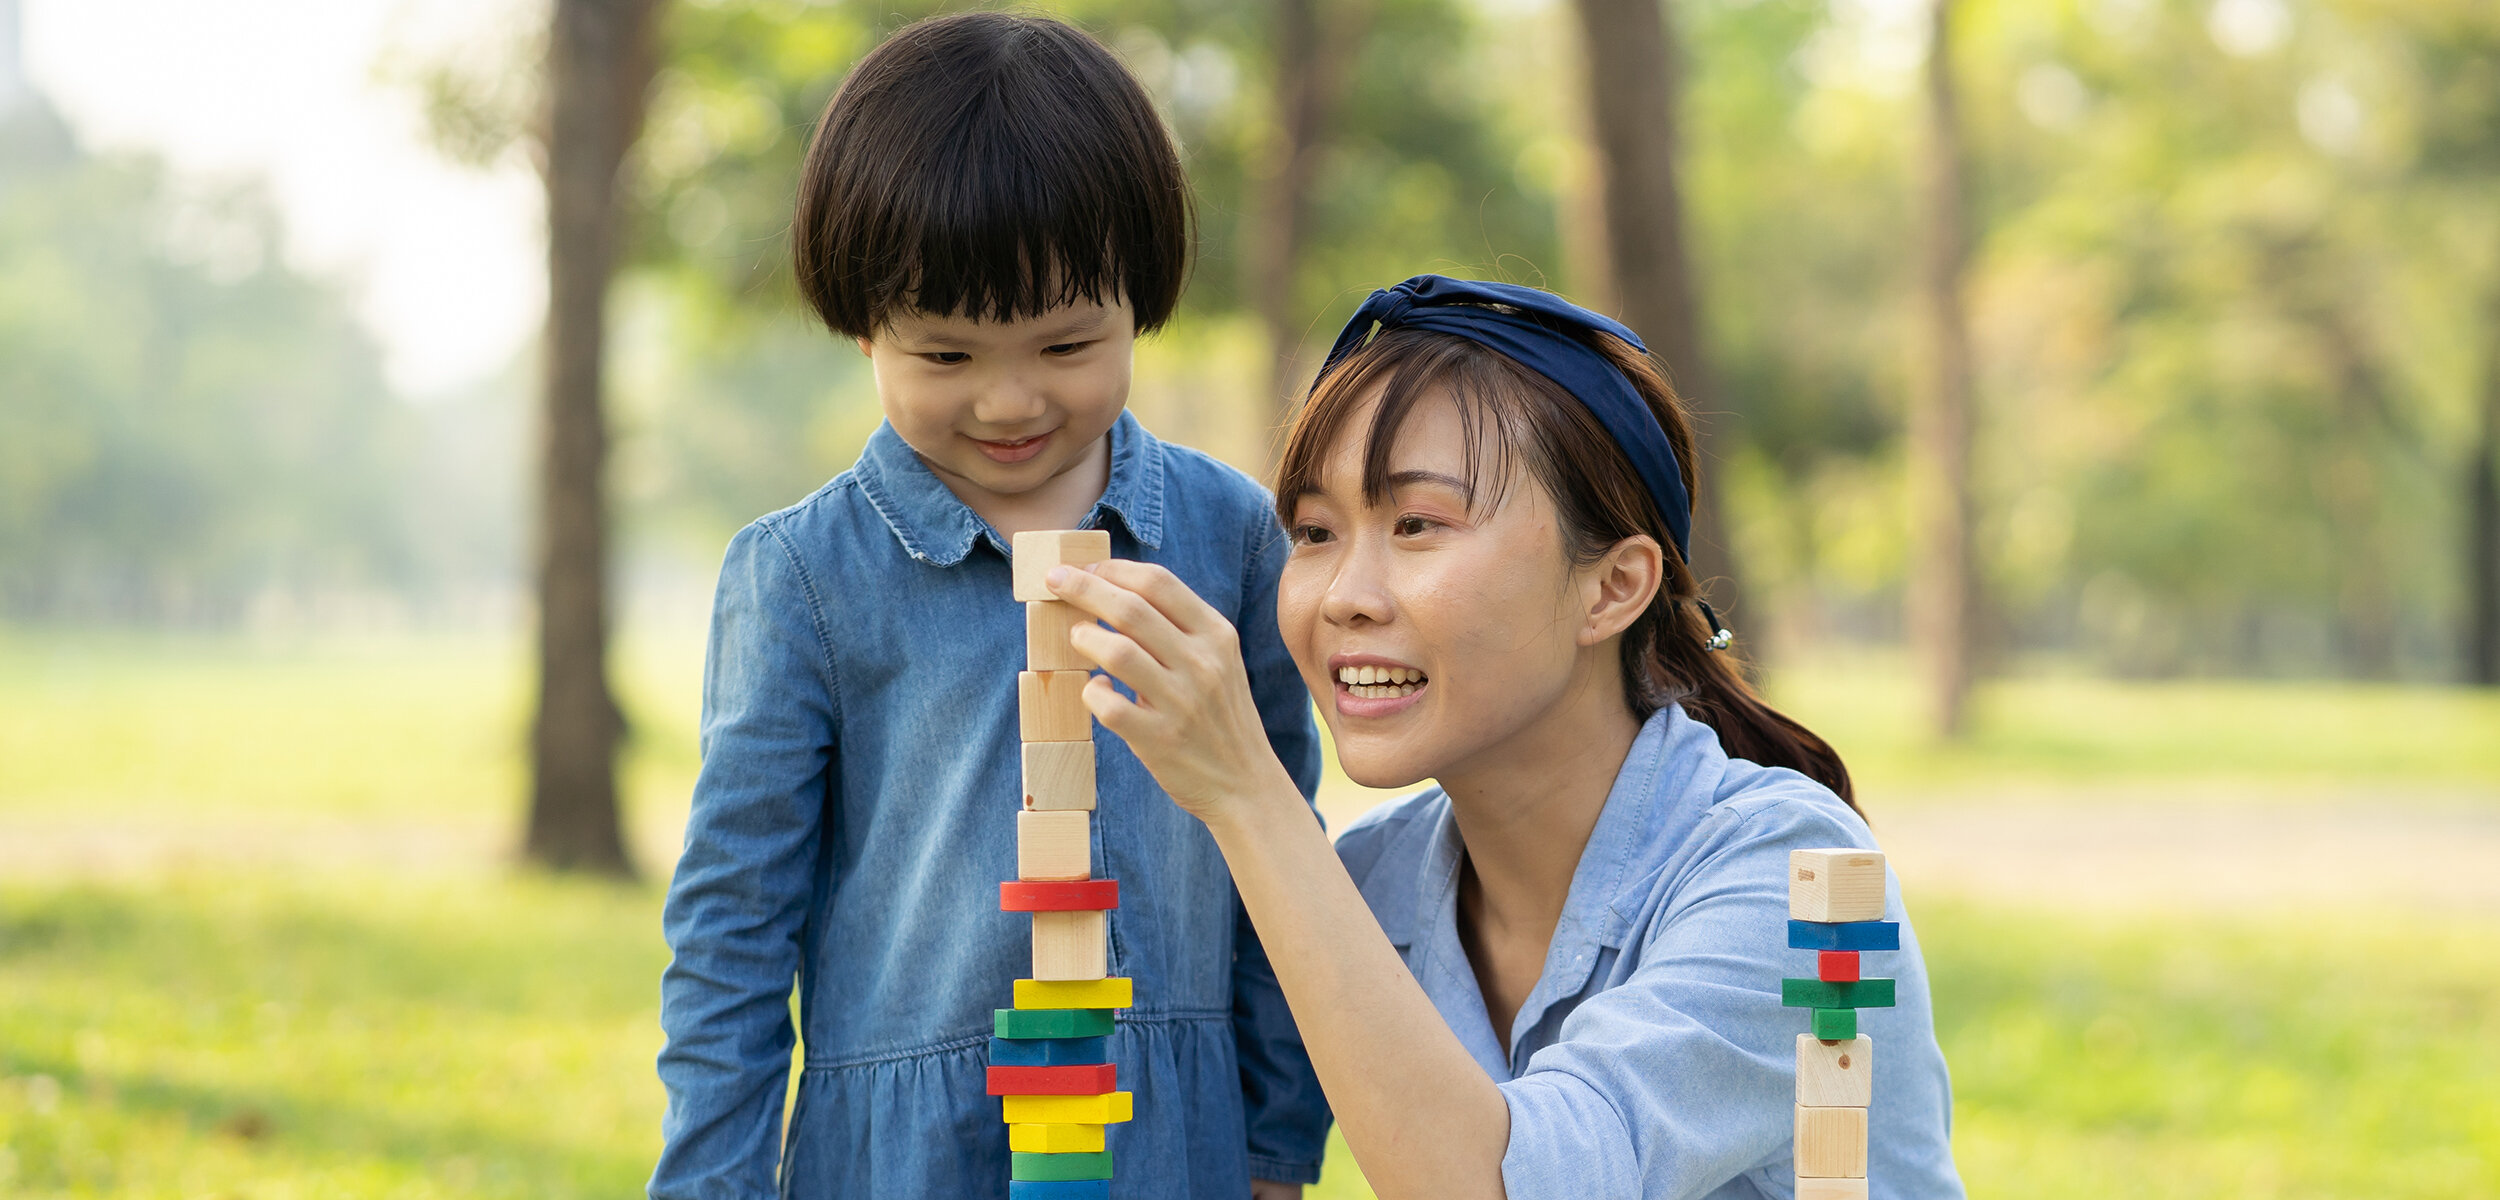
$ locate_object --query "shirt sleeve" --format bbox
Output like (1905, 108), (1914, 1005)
(650, 520), (839, 1200)
(1229, 508), (1334, 1183)
(1496, 801), (1863, 1200)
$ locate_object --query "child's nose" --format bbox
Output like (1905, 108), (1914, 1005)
(971, 375), (1049, 426)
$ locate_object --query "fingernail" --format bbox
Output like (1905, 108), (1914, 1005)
(1046, 565), (1069, 587)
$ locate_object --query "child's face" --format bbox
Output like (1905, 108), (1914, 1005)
(859, 295), (1136, 505)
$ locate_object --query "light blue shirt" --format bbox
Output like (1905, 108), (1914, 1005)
(652, 412), (1331, 1198)
(1335, 705), (1965, 1199)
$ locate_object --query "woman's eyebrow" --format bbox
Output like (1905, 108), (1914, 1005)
(1386, 469), (1473, 501)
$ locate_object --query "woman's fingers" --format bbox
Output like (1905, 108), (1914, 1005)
(1045, 562), (1191, 668)
(1086, 560), (1228, 640)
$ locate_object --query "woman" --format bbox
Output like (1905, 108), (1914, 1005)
(1043, 276), (1964, 1199)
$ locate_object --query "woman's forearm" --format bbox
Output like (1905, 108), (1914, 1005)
(1209, 772), (1512, 1200)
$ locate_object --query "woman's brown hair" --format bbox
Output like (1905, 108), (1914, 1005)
(1275, 324), (1859, 809)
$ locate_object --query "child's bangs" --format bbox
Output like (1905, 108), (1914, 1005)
(1276, 330), (1548, 524)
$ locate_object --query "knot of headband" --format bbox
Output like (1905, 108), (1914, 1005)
(1316, 274), (1696, 564)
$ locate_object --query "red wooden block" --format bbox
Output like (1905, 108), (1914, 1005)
(1000, 880), (1120, 913)
(1817, 950), (1860, 983)
(986, 1063), (1118, 1096)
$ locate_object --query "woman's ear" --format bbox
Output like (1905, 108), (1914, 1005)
(1579, 534), (1664, 646)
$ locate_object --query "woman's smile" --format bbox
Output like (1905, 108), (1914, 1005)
(1329, 653), (1430, 716)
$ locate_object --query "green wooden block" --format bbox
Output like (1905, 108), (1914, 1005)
(994, 1008), (1117, 1039)
(1012, 1150), (1115, 1181)
(1781, 977), (1895, 1010)
(1811, 1008), (1858, 1040)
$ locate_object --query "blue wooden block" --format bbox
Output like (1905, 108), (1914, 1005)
(988, 1035), (1109, 1067)
(1787, 919), (1899, 952)
(1009, 1180), (1111, 1200)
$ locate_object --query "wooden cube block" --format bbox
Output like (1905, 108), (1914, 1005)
(1009, 1123), (1106, 1153)
(1795, 1178), (1868, 1199)
(1018, 810), (1091, 882)
(1811, 1008), (1857, 1040)
(1026, 601), (1091, 672)
(1014, 977), (1132, 1010)
(1020, 671), (1093, 743)
(1023, 740), (1095, 811)
(1012, 529), (1112, 602)
(1796, 1034), (1873, 1108)
(1818, 950), (1860, 982)
(999, 1090), (1133, 1125)
(1794, 1105), (1868, 1178)
(1031, 909), (1107, 980)
(1789, 848), (1886, 923)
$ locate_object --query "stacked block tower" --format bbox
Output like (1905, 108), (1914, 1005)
(991, 530), (1134, 1199)
(1783, 849), (1897, 1199)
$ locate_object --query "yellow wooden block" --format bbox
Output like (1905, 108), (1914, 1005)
(1002, 1091), (1132, 1125)
(1023, 740), (1095, 811)
(1012, 529), (1112, 602)
(1789, 848), (1886, 923)
(1794, 1105), (1868, 1178)
(1027, 600), (1091, 671)
(1015, 977), (1132, 1010)
(1796, 1035), (1873, 1108)
(1009, 1123), (1106, 1154)
(1019, 670), (1092, 743)
(1018, 810), (1091, 881)
(1795, 1178), (1868, 1199)
(1031, 909), (1107, 980)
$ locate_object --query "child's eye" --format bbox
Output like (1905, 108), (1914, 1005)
(923, 351), (970, 365)
(1044, 341), (1092, 356)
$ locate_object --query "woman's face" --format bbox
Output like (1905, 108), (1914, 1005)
(1277, 388), (1615, 790)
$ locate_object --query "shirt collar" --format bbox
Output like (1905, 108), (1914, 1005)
(853, 410), (1167, 565)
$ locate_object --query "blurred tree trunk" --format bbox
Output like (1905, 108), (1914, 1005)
(526, 0), (663, 877)
(1911, 0), (1978, 737)
(1248, 0), (1363, 438)
(1566, 0), (1745, 635)
(2470, 283), (2500, 685)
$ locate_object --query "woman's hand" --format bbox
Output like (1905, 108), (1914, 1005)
(1044, 561), (1298, 826)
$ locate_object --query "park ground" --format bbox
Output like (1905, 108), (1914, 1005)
(2, 626), (2497, 1197)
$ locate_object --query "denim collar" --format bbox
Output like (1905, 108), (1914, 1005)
(854, 409), (1167, 565)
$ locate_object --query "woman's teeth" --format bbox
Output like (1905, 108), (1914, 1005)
(1335, 665), (1425, 698)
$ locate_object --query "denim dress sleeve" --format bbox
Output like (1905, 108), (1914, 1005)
(651, 519), (839, 1199)
(1497, 797), (1934, 1200)
(1229, 508), (1333, 1183)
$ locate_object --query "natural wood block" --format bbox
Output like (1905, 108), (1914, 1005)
(1788, 919), (1899, 952)
(1015, 977), (1132, 1010)
(1018, 810), (1091, 881)
(994, 1007), (1116, 1039)
(1795, 1178), (1868, 1199)
(1796, 1035), (1873, 1108)
(1019, 671), (1093, 743)
(1023, 740), (1095, 811)
(1009, 1123), (1106, 1153)
(1790, 848), (1886, 923)
(1026, 601), (1091, 672)
(1000, 1090), (1133, 1125)
(1818, 950), (1861, 982)
(1031, 909), (1107, 980)
(1012, 529), (1112, 602)
(999, 879), (1120, 913)
(1794, 1105), (1868, 1178)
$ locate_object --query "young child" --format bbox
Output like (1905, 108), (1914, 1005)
(649, 14), (1329, 1199)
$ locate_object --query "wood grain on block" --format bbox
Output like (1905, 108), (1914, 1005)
(1018, 810), (1091, 881)
(1789, 848), (1887, 923)
(999, 879), (1120, 912)
(1796, 1034), (1873, 1108)
(1794, 1179), (1869, 1199)
(1026, 601), (1090, 672)
(1000, 1090), (1133, 1125)
(1014, 977), (1132, 1010)
(1012, 529), (1112, 602)
(1020, 671), (1093, 743)
(1009, 1123), (1106, 1154)
(1022, 740), (1095, 811)
(1794, 1105), (1869, 1178)
(1031, 909), (1108, 980)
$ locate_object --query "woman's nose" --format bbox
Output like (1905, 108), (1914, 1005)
(1320, 539), (1394, 629)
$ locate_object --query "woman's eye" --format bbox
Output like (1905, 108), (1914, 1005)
(1289, 524), (1333, 546)
(924, 351), (970, 365)
(1394, 515), (1435, 536)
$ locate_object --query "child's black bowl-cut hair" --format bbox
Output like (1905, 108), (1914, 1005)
(792, 11), (1191, 339)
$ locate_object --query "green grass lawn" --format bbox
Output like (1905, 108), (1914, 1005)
(2, 627), (2496, 1195)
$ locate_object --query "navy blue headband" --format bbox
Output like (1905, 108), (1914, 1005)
(1316, 274), (1694, 562)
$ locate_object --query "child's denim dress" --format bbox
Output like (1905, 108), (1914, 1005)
(651, 411), (1330, 1197)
